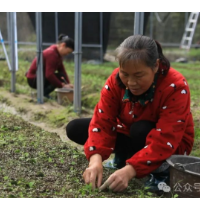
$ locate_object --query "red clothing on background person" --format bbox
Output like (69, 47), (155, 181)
(84, 66), (194, 178)
(26, 45), (70, 88)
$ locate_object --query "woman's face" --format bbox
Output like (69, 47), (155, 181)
(119, 59), (159, 96)
(60, 43), (73, 56)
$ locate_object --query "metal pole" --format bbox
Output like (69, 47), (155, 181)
(36, 12), (44, 104)
(74, 12), (82, 114)
(6, 12), (11, 62)
(149, 12), (153, 38)
(185, 12), (189, 28)
(10, 12), (18, 93)
(55, 12), (58, 42)
(100, 12), (103, 63)
(134, 12), (144, 35)
(14, 13), (18, 71)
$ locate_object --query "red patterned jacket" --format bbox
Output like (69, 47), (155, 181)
(84, 67), (194, 178)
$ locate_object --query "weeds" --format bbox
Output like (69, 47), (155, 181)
(0, 95), (11, 105)
(17, 107), (28, 114)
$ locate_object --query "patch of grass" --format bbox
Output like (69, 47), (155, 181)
(33, 111), (47, 121)
(16, 107), (28, 114)
(190, 126), (200, 157)
(0, 59), (117, 109)
(82, 93), (100, 109)
(0, 95), (11, 106)
(47, 106), (78, 127)
(188, 49), (200, 60)
(65, 62), (117, 108)
(170, 62), (200, 157)
(163, 48), (200, 61)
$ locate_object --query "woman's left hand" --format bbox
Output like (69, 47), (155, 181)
(68, 84), (74, 88)
(99, 164), (136, 192)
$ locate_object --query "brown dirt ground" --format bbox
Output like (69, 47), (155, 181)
(0, 88), (91, 150)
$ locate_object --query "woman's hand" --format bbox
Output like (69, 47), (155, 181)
(83, 154), (103, 190)
(62, 84), (73, 89)
(99, 164), (136, 192)
(67, 84), (74, 88)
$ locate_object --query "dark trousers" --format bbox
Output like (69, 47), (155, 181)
(27, 72), (66, 97)
(66, 118), (156, 159)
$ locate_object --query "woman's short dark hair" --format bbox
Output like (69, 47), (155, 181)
(115, 35), (170, 88)
(58, 34), (74, 50)
(115, 35), (170, 75)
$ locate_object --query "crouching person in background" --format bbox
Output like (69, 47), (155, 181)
(26, 34), (74, 99)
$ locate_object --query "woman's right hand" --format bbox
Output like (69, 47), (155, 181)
(83, 154), (103, 190)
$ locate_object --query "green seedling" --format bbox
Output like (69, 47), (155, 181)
(3, 176), (8, 181)
(79, 183), (99, 196)
(28, 182), (35, 188)
(13, 126), (21, 131)
(1, 125), (8, 131)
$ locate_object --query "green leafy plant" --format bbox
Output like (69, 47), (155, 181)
(79, 183), (98, 196)
(28, 182), (35, 188)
